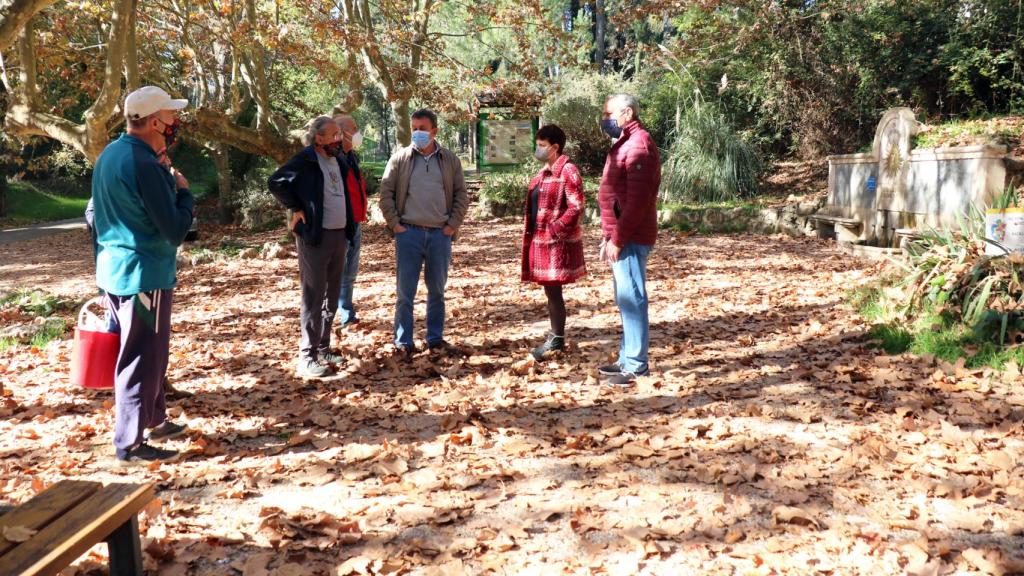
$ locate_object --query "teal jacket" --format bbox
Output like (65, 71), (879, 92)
(93, 134), (194, 295)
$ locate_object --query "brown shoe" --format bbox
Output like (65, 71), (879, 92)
(165, 382), (194, 400)
(427, 340), (466, 356)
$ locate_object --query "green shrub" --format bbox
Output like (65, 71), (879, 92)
(236, 164), (284, 232)
(661, 97), (763, 204)
(170, 143), (219, 199)
(477, 165), (535, 217)
(541, 70), (637, 173)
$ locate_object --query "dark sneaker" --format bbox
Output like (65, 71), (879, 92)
(297, 357), (331, 378)
(342, 316), (360, 327)
(530, 333), (565, 361)
(598, 362), (624, 376)
(605, 369), (650, 387)
(117, 443), (181, 466)
(318, 350), (344, 364)
(395, 345), (416, 361)
(146, 421), (188, 442)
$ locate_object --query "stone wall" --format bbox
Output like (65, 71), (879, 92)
(470, 195), (825, 237)
(655, 198), (825, 237)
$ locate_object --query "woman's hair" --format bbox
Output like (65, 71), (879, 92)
(302, 115), (336, 147)
(536, 124), (566, 155)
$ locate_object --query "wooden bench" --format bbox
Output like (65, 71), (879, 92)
(810, 213), (863, 243)
(0, 480), (154, 576)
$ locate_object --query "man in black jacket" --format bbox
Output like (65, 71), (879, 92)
(268, 116), (349, 378)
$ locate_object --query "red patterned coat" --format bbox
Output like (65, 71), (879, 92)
(521, 154), (587, 285)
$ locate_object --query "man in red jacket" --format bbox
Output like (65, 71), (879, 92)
(597, 93), (661, 386)
(333, 115), (369, 326)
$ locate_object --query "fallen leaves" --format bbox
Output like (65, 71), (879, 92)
(257, 507), (362, 549)
(771, 505), (820, 529)
(3, 224), (1024, 574)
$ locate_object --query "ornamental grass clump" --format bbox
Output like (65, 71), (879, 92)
(660, 95), (763, 204)
(901, 187), (1024, 344)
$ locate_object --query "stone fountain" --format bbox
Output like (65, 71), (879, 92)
(813, 108), (1014, 252)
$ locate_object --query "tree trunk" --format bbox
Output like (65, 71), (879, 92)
(0, 171), (7, 218)
(594, 0), (606, 71)
(0, 0), (58, 52)
(5, 0), (135, 163)
(210, 143), (232, 224)
(391, 98), (410, 148)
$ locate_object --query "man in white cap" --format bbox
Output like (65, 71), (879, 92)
(92, 85), (194, 465)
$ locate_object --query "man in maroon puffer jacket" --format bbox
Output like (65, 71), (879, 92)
(597, 93), (661, 386)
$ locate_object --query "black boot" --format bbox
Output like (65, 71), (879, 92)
(530, 333), (565, 361)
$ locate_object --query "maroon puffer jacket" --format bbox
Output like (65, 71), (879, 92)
(598, 120), (661, 246)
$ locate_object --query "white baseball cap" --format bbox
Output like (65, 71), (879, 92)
(124, 86), (188, 119)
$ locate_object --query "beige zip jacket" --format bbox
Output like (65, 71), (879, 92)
(378, 144), (470, 240)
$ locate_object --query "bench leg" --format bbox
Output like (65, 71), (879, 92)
(106, 514), (144, 576)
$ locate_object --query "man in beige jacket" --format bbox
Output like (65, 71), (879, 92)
(379, 108), (470, 356)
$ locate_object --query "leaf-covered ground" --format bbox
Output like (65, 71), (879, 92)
(2, 219), (1024, 575)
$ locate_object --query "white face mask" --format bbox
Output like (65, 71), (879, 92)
(534, 145), (550, 162)
(349, 131), (363, 150)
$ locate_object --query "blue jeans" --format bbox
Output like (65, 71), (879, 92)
(395, 226), (452, 347)
(611, 242), (652, 373)
(338, 223), (362, 324)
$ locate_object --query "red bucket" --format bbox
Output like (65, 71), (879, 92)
(70, 297), (119, 389)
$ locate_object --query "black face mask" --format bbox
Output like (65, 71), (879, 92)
(156, 118), (181, 147)
(321, 140), (343, 156)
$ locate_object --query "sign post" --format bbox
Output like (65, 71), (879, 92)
(475, 109), (539, 172)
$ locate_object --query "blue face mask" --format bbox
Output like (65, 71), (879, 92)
(411, 130), (432, 150)
(601, 118), (622, 139)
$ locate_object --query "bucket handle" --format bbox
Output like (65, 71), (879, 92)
(77, 296), (108, 330)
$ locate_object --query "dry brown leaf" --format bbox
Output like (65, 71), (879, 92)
(962, 548), (1007, 576)
(335, 556), (372, 576)
(987, 450), (1016, 471)
(240, 552), (274, 576)
(345, 443), (383, 461)
(771, 505), (820, 529)
(2, 525), (37, 543)
(621, 442), (655, 458)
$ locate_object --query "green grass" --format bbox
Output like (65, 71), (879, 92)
(29, 318), (68, 348)
(0, 289), (74, 350)
(360, 161), (387, 180)
(2, 181), (89, 226)
(851, 283), (1024, 369)
(0, 288), (74, 316)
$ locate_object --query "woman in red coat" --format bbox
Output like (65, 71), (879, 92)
(522, 124), (587, 360)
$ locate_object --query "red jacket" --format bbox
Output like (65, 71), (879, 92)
(598, 120), (661, 246)
(339, 151), (367, 224)
(521, 154), (587, 284)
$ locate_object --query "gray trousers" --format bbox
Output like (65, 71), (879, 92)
(106, 289), (172, 458)
(296, 228), (347, 360)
